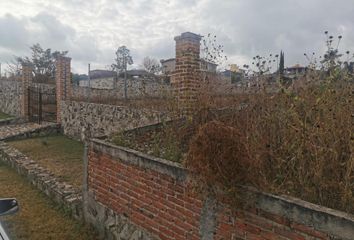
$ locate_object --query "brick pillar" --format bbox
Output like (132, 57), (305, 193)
(171, 32), (202, 116)
(55, 56), (71, 124)
(21, 64), (32, 118)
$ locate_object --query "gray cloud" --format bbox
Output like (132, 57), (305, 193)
(0, 14), (29, 51)
(0, 0), (353, 74)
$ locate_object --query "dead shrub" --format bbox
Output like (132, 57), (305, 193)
(185, 121), (263, 193)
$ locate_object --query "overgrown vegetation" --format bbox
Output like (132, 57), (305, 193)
(187, 76), (353, 213)
(111, 122), (185, 162)
(186, 32), (353, 213)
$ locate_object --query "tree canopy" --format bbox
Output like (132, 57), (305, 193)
(111, 46), (133, 73)
(15, 43), (68, 82)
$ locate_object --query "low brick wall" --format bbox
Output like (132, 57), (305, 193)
(60, 100), (168, 140)
(0, 141), (83, 220)
(86, 138), (354, 240)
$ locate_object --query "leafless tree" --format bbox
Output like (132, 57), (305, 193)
(142, 56), (161, 74)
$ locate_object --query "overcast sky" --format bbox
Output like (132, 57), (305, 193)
(0, 0), (353, 74)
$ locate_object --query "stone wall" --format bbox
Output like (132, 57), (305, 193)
(79, 77), (115, 89)
(0, 79), (56, 119)
(0, 122), (59, 141)
(60, 100), (168, 139)
(86, 138), (354, 240)
(0, 80), (22, 117)
(72, 78), (171, 101)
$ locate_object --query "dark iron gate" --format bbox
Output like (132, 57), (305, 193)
(28, 86), (57, 124)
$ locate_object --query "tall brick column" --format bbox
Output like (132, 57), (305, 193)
(55, 56), (71, 124)
(171, 32), (202, 116)
(21, 64), (33, 118)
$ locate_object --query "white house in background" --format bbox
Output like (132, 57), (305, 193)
(79, 69), (152, 89)
(79, 70), (116, 89)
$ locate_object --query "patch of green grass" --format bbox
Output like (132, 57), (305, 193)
(0, 163), (98, 240)
(7, 134), (84, 188)
(0, 111), (12, 120)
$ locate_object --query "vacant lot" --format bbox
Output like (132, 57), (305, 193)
(8, 134), (84, 188)
(0, 162), (97, 240)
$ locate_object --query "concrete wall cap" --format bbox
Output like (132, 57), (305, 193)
(174, 32), (202, 41)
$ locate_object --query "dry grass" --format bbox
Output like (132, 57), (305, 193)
(7, 135), (84, 189)
(0, 162), (97, 240)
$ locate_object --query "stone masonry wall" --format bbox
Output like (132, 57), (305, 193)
(72, 78), (171, 101)
(0, 80), (22, 117)
(86, 138), (354, 240)
(60, 100), (168, 139)
(0, 79), (56, 118)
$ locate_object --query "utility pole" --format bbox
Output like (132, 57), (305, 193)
(114, 66), (118, 90)
(88, 63), (91, 102)
(0, 62), (2, 78)
(124, 57), (127, 100)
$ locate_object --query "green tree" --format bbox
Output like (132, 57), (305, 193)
(111, 46), (133, 99)
(16, 43), (68, 82)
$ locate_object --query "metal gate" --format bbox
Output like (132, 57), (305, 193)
(28, 86), (57, 124)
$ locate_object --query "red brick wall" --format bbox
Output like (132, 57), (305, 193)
(87, 141), (351, 240)
(172, 32), (202, 116)
(88, 150), (203, 240)
(21, 64), (32, 117)
(55, 56), (71, 124)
